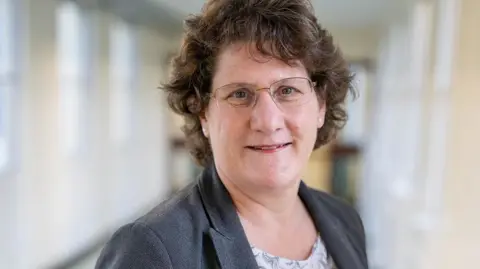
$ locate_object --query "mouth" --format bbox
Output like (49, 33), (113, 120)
(246, 143), (292, 153)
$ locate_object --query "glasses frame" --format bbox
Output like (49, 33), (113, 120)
(209, 77), (317, 110)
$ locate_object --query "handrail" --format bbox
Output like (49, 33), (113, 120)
(45, 234), (111, 269)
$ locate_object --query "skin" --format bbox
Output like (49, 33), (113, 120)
(200, 43), (326, 260)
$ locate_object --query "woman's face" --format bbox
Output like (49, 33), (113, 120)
(201, 43), (325, 192)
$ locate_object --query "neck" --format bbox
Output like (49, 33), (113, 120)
(219, 171), (303, 227)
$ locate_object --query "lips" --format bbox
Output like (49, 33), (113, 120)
(246, 143), (292, 151)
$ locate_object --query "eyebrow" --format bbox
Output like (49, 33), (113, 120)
(217, 82), (256, 88)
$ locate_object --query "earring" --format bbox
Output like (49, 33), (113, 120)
(202, 128), (208, 137)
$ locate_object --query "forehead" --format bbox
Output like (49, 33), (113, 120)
(212, 43), (308, 87)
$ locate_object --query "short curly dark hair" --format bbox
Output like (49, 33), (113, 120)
(161, 0), (354, 167)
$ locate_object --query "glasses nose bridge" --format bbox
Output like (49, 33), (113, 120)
(252, 84), (279, 108)
(255, 85), (274, 95)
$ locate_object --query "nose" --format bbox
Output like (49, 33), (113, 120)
(249, 91), (285, 134)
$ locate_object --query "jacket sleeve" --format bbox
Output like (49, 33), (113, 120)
(95, 222), (173, 269)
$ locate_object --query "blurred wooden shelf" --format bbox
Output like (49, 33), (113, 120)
(331, 143), (361, 158)
(170, 137), (186, 150)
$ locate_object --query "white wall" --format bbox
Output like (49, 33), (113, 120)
(0, 0), (176, 268)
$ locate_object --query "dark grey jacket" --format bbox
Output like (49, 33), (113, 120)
(95, 164), (368, 269)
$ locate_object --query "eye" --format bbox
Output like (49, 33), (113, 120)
(225, 88), (254, 106)
(278, 86), (302, 96)
(230, 89), (249, 99)
(280, 87), (296, 95)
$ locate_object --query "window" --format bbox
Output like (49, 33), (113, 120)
(0, 0), (16, 170)
(57, 1), (90, 155)
(109, 19), (137, 145)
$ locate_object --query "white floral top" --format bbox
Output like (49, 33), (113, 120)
(251, 236), (335, 269)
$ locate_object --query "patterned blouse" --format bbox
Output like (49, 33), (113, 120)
(251, 236), (335, 269)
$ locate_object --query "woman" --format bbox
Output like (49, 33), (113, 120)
(96, 0), (368, 268)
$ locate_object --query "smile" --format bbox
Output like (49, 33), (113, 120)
(246, 143), (292, 153)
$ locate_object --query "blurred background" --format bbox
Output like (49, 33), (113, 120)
(1, 0), (478, 268)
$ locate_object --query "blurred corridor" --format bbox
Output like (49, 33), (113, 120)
(1, 0), (479, 268)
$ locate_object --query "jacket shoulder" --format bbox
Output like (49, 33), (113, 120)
(96, 182), (207, 268)
(307, 188), (366, 244)
(95, 222), (174, 269)
(308, 188), (360, 218)
(136, 182), (204, 229)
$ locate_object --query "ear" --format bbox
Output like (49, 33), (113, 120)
(317, 100), (326, 128)
(200, 110), (209, 138)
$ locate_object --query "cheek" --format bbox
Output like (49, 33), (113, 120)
(291, 106), (319, 132)
(290, 116), (317, 140)
(210, 112), (246, 148)
(287, 109), (320, 147)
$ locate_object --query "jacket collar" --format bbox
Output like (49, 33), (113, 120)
(198, 163), (366, 269)
(198, 163), (259, 268)
(299, 183), (367, 269)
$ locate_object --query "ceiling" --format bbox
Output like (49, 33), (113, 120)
(148, 0), (411, 29)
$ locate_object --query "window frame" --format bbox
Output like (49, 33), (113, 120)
(109, 18), (138, 147)
(56, 1), (93, 157)
(0, 0), (21, 175)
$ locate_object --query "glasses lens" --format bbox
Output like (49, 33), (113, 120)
(271, 77), (313, 107)
(216, 84), (256, 107)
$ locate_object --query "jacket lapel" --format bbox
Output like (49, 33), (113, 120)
(299, 182), (366, 269)
(198, 164), (366, 269)
(198, 164), (258, 269)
